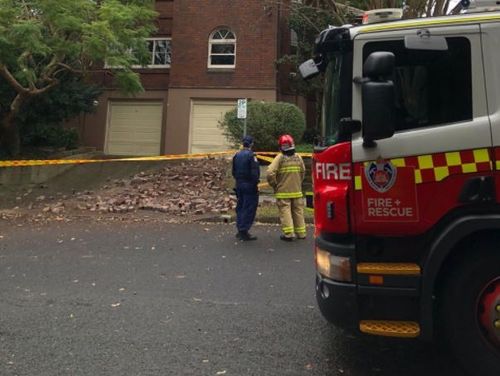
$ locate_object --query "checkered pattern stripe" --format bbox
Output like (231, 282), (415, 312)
(493, 148), (500, 170)
(354, 148), (492, 191)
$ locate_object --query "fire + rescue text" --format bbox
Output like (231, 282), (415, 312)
(366, 198), (414, 217)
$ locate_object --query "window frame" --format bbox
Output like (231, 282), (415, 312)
(361, 36), (473, 133)
(350, 26), (490, 164)
(208, 28), (237, 69)
(132, 37), (172, 69)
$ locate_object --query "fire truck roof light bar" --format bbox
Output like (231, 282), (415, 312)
(362, 8), (403, 25)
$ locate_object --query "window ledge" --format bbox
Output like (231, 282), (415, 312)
(132, 66), (171, 70)
(207, 67), (235, 73)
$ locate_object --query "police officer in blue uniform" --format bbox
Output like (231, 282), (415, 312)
(232, 135), (260, 241)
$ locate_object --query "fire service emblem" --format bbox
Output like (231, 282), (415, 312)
(365, 157), (397, 193)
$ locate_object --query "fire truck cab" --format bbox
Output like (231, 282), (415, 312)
(300, 4), (500, 375)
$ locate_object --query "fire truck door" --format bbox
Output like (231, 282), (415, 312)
(350, 25), (492, 234)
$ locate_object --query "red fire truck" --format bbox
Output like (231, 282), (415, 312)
(300, 3), (500, 375)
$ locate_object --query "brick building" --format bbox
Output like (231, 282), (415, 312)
(74, 0), (303, 156)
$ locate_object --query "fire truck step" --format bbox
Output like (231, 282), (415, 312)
(359, 320), (421, 338)
(357, 263), (421, 276)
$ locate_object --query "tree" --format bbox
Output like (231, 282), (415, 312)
(403, 0), (456, 17)
(274, 0), (457, 133)
(15, 74), (102, 152)
(273, 0), (361, 133)
(16, 75), (102, 129)
(0, 72), (103, 157)
(0, 0), (158, 156)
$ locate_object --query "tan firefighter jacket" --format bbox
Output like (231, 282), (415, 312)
(266, 153), (305, 199)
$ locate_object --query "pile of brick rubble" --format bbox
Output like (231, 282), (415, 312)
(42, 157), (237, 217)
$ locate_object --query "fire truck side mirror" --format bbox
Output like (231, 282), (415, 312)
(361, 52), (396, 146)
(299, 59), (320, 80)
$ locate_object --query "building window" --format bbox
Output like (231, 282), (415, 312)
(208, 28), (236, 68)
(145, 38), (172, 67)
(105, 38), (171, 69)
(362, 37), (472, 132)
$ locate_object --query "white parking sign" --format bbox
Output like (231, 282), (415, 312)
(237, 99), (247, 119)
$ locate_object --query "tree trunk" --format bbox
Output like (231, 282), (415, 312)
(0, 112), (21, 157)
(0, 94), (26, 157)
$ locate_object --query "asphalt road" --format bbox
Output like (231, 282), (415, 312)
(0, 221), (464, 376)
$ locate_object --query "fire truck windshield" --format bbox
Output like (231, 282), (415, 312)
(321, 51), (352, 147)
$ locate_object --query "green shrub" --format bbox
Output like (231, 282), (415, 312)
(22, 125), (79, 150)
(219, 101), (306, 151)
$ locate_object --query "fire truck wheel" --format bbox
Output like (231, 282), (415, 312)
(439, 244), (500, 376)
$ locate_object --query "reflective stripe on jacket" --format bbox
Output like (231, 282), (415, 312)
(266, 153), (305, 199)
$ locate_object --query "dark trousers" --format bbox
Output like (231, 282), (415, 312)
(235, 182), (258, 233)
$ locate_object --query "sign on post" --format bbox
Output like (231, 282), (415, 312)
(237, 99), (248, 136)
(237, 99), (247, 119)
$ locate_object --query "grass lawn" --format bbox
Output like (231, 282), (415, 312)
(228, 204), (314, 224)
(257, 204), (313, 222)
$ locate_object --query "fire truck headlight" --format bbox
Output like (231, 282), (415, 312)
(315, 247), (352, 282)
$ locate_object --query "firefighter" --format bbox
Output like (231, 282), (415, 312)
(232, 135), (260, 241)
(267, 134), (306, 241)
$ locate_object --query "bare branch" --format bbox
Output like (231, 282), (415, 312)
(9, 93), (26, 115)
(0, 65), (29, 94)
(56, 62), (83, 74)
(41, 55), (67, 81)
(443, 0), (452, 14)
(30, 79), (59, 96)
(54, 62), (109, 76)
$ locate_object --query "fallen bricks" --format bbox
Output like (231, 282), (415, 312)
(66, 157), (237, 216)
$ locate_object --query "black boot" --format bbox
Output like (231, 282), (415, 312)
(239, 231), (257, 241)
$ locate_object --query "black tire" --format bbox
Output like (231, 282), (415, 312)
(439, 241), (500, 376)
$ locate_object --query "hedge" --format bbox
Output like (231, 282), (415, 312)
(219, 101), (306, 151)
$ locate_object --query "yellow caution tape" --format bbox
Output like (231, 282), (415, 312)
(0, 151), (235, 168)
(256, 155), (275, 163)
(257, 152), (312, 157)
(0, 150), (312, 168)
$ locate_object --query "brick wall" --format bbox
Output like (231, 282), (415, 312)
(140, 0), (173, 90)
(169, 0), (279, 89)
(155, 0), (174, 35)
(95, 0), (173, 91)
(99, 1), (290, 92)
(276, 1), (295, 98)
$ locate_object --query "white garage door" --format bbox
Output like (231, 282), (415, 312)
(106, 101), (163, 156)
(191, 101), (235, 153)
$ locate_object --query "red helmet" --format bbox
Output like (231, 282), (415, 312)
(278, 134), (295, 151)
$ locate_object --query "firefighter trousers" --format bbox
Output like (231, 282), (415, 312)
(276, 198), (306, 239)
